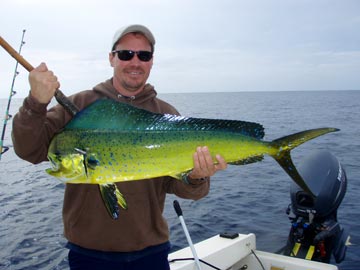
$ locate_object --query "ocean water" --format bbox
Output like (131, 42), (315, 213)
(0, 90), (359, 270)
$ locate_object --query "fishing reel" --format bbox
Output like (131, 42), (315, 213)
(283, 150), (349, 264)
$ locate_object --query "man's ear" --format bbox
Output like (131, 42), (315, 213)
(109, 52), (115, 67)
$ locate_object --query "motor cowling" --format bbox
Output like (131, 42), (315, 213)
(284, 150), (349, 264)
(290, 150), (347, 220)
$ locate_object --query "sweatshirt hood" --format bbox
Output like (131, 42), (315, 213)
(92, 78), (157, 105)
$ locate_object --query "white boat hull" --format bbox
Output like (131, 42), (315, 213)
(169, 233), (338, 270)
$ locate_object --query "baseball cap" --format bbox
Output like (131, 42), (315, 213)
(111, 24), (156, 51)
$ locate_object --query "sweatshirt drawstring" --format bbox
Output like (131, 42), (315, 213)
(117, 94), (136, 104)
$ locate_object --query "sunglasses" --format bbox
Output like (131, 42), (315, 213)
(112, 50), (153, 62)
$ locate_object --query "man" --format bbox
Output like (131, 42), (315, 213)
(12, 24), (227, 269)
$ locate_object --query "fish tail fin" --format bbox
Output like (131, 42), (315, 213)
(270, 127), (339, 196)
(99, 183), (128, 220)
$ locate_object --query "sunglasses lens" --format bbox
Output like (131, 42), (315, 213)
(117, 50), (134, 61)
(137, 51), (153, 62)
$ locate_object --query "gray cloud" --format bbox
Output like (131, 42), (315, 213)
(1, 0), (359, 99)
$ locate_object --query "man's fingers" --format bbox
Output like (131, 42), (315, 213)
(189, 147), (228, 180)
(215, 154), (227, 170)
(35, 62), (48, 72)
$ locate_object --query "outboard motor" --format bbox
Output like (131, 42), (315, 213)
(283, 150), (349, 263)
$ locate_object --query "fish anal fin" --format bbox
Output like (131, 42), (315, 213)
(228, 155), (264, 165)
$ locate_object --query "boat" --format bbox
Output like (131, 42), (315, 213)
(169, 151), (349, 270)
(169, 232), (338, 270)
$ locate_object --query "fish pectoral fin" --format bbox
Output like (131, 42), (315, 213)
(115, 186), (128, 210)
(99, 183), (127, 219)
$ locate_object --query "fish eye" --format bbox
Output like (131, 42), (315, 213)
(87, 156), (100, 170)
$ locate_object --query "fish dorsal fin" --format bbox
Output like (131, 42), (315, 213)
(165, 116), (265, 139)
(65, 99), (265, 139)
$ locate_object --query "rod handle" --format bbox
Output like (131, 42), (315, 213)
(0, 35), (79, 116)
(0, 36), (34, 71)
(173, 200), (183, 217)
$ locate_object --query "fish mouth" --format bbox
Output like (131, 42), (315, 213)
(46, 153), (87, 182)
(47, 153), (61, 175)
(48, 153), (59, 169)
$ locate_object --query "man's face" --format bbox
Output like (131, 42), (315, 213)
(109, 33), (153, 96)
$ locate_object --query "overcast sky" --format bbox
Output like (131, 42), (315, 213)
(1, 0), (359, 99)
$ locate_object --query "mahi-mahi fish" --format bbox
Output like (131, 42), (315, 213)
(46, 99), (339, 219)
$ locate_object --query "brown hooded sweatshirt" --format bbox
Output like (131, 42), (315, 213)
(12, 79), (210, 252)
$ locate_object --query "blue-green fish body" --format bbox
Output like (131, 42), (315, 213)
(47, 99), (339, 219)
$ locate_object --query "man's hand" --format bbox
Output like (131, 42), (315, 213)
(29, 62), (60, 104)
(188, 146), (227, 180)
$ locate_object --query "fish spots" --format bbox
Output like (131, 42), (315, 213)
(131, 134), (144, 145)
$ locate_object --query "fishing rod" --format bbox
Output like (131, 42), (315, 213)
(0, 35), (80, 117)
(0, 30), (26, 160)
